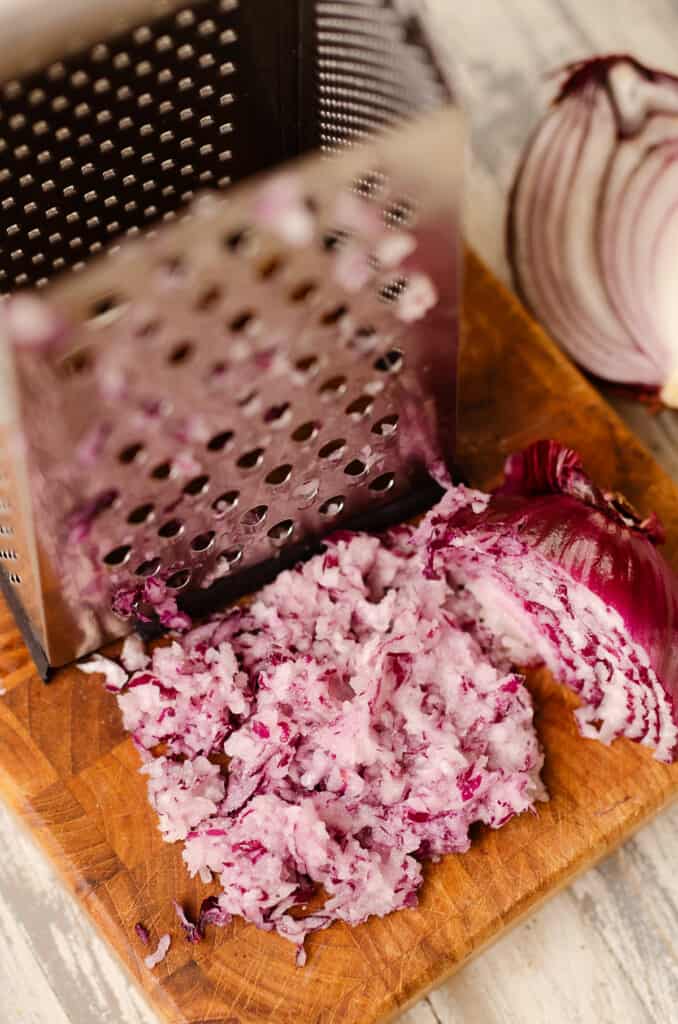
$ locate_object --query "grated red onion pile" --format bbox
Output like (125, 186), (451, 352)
(87, 516), (546, 965)
(83, 441), (678, 965)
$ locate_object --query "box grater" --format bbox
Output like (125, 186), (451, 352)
(0, 0), (463, 677)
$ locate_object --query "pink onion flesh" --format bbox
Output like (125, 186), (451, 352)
(82, 441), (678, 963)
(508, 56), (678, 405)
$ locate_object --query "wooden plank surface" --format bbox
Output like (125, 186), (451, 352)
(3, 1), (678, 1022)
(1, 248), (678, 1024)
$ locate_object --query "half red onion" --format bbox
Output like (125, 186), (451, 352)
(420, 441), (678, 761)
(508, 56), (678, 404)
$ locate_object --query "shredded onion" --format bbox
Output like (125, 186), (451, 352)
(508, 55), (678, 405)
(78, 654), (128, 694)
(172, 900), (204, 944)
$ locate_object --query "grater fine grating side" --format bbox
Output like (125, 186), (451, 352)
(0, 0), (464, 676)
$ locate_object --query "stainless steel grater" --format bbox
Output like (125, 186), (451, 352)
(0, 0), (463, 676)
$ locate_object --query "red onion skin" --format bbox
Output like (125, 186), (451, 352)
(441, 442), (678, 719)
(554, 55), (678, 113)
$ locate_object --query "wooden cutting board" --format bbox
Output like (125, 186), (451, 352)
(1, 250), (677, 1024)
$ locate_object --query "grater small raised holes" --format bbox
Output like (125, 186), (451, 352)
(0, 0), (463, 676)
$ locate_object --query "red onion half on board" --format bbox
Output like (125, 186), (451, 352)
(508, 56), (678, 405)
(422, 441), (678, 761)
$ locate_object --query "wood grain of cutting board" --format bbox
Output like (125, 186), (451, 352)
(0, 250), (677, 1024)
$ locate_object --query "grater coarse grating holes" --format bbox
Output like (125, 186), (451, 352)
(0, 0), (463, 677)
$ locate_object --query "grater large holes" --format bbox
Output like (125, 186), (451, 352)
(320, 304), (348, 326)
(103, 544), (132, 567)
(294, 479), (319, 508)
(263, 403), (291, 427)
(150, 460), (173, 480)
(118, 442), (145, 464)
(127, 503), (154, 525)
(88, 293), (126, 325)
(166, 568), (191, 590)
(295, 355), (320, 379)
(183, 474), (210, 497)
(268, 520), (294, 546)
(237, 390), (260, 414)
(344, 459), (368, 480)
(212, 490), (239, 517)
(369, 472), (396, 493)
(319, 439), (346, 462)
(237, 448), (265, 472)
(319, 495), (345, 517)
(266, 464), (292, 487)
(257, 254), (284, 280)
(319, 375), (347, 399)
(219, 546), (242, 570)
(351, 325), (378, 353)
(292, 421), (320, 444)
(61, 349), (94, 376)
(136, 557), (161, 577)
(242, 504), (267, 530)
(289, 280), (317, 304)
(191, 531), (215, 552)
(229, 310), (255, 333)
(207, 430), (234, 453)
(374, 349), (403, 373)
(346, 395), (374, 420)
(372, 414), (399, 437)
(194, 284), (223, 312)
(223, 227), (252, 252)
(168, 341), (194, 365)
(322, 228), (349, 252)
(158, 518), (183, 539)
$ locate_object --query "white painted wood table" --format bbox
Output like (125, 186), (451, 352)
(2, 1), (678, 1022)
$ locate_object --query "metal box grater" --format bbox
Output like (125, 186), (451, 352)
(0, 0), (463, 677)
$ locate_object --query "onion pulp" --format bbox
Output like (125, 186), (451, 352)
(508, 55), (678, 405)
(421, 440), (678, 761)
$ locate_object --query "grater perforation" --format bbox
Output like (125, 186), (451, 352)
(0, 0), (462, 676)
